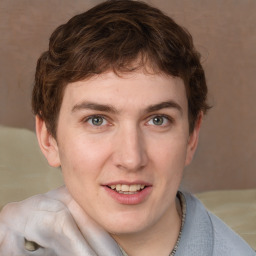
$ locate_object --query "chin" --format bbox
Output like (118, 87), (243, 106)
(98, 211), (153, 236)
(108, 225), (148, 237)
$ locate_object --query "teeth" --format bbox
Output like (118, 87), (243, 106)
(129, 185), (138, 192)
(121, 184), (130, 192)
(109, 184), (146, 193)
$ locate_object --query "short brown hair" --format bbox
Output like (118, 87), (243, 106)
(32, 0), (210, 137)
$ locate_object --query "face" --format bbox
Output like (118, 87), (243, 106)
(37, 71), (200, 237)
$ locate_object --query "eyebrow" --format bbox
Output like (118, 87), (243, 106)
(145, 101), (183, 115)
(72, 102), (118, 113)
(72, 100), (183, 115)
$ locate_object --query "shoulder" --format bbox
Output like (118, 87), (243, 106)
(176, 192), (255, 256)
(207, 210), (255, 255)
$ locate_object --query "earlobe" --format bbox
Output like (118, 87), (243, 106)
(36, 116), (61, 167)
(185, 112), (203, 166)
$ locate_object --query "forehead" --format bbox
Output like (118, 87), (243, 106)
(61, 71), (188, 113)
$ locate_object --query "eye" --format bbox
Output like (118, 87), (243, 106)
(147, 115), (170, 126)
(87, 115), (107, 126)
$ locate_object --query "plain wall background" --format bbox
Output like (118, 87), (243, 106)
(0, 0), (255, 193)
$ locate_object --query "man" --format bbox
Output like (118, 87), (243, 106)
(0, 1), (254, 255)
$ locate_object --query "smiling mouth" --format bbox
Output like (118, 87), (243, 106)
(107, 184), (146, 194)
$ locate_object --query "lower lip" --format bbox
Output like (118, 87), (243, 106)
(103, 186), (152, 205)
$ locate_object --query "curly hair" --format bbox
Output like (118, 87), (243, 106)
(32, 0), (210, 137)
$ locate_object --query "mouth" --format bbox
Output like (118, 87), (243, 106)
(103, 182), (152, 204)
(107, 184), (146, 194)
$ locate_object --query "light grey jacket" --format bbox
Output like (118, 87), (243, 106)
(176, 192), (255, 256)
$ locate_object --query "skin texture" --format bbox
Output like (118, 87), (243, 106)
(36, 71), (201, 255)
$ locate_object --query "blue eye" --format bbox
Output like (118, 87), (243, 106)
(87, 116), (106, 126)
(148, 116), (169, 126)
(153, 116), (164, 125)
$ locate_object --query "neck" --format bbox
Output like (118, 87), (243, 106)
(112, 198), (182, 256)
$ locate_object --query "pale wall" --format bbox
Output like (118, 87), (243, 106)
(0, 0), (255, 192)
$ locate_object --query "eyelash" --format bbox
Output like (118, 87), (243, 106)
(146, 114), (174, 127)
(83, 114), (174, 128)
(83, 115), (109, 127)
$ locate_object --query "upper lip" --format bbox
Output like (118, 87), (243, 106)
(102, 180), (152, 186)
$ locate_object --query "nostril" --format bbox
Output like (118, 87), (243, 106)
(24, 238), (42, 251)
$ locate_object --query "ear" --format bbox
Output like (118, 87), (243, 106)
(185, 112), (203, 166)
(35, 115), (61, 167)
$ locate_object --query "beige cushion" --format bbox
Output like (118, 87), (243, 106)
(0, 125), (63, 208)
(196, 190), (256, 249)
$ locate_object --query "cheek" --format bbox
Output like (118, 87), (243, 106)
(150, 134), (188, 189)
(58, 136), (112, 187)
(60, 135), (106, 165)
(152, 134), (188, 168)
(58, 140), (103, 210)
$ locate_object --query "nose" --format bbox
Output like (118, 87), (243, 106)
(112, 125), (148, 172)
